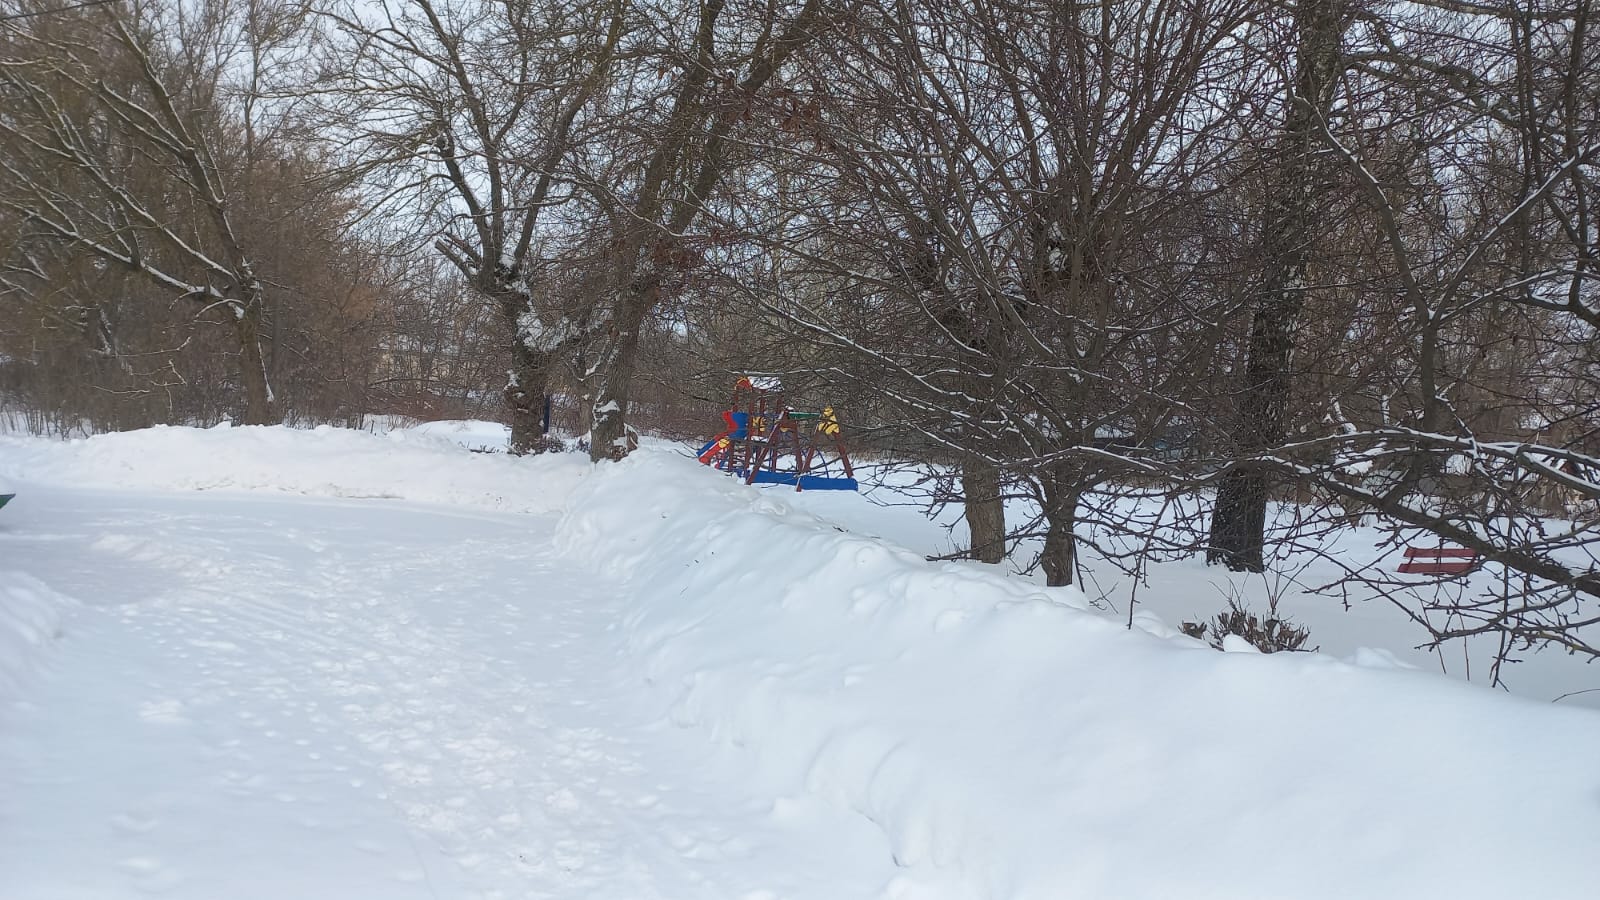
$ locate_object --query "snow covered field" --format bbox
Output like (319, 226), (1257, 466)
(785, 472), (1600, 710)
(3, 424), (1599, 899)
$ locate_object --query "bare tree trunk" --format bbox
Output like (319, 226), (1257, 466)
(962, 456), (1006, 564)
(589, 275), (653, 461)
(1208, 0), (1346, 571)
(496, 299), (553, 455)
(1039, 470), (1080, 587)
(574, 337), (594, 439)
(234, 296), (278, 426)
(1208, 464), (1271, 569)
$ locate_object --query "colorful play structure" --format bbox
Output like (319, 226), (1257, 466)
(698, 376), (858, 491)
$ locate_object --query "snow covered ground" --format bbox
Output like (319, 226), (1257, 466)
(773, 464), (1600, 709)
(0, 428), (889, 899)
(405, 419), (515, 454)
(3, 424), (1599, 899)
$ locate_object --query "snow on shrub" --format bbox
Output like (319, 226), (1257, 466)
(558, 447), (1600, 900)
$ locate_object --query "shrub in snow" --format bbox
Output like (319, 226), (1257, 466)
(506, 434), (568, 455)
(1181, 597), (1315, 654)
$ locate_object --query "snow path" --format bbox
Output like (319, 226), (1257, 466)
(0, 487), (893, 899)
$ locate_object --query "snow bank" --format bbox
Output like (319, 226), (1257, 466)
(0, 424), (587, 515)
(558, 448), (1600, 900)
(0, 573), (76, 700)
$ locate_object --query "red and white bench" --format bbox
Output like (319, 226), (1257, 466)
(1397, 546), (1478, 575)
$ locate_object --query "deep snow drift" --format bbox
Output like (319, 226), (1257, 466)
(3, 424), (1599, 899)
(561, 450), (1600, 900)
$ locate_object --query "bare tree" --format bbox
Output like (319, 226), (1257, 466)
(0, 0), (286, 424)
(318, 0), (626, 453)
(748, 0), (1262, 584)
(1193, 0), (1600, 667)
(1207, 0), (1352, 571)
(580, 0), (838, 461)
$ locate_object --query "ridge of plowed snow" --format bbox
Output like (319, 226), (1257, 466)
(557, 447), (1600, 900)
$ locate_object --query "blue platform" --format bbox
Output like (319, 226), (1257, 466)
(742, 470), (858, 491)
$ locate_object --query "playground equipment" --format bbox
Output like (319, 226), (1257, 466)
(698, 376), (858, 491)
